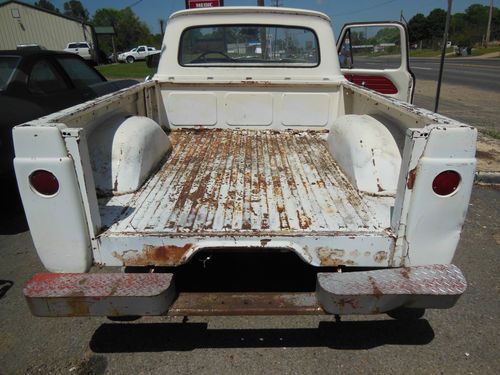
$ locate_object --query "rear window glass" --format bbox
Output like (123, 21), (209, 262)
(0, 56), (20, 90)
(56, 56), (103, 88)
(180, 25), (319, 67)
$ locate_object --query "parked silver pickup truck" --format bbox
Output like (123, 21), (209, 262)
(16, 7), (475, 320)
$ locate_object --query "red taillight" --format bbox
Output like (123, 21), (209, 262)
(432, 170), (461, 196)
(29, 170), (59, 196)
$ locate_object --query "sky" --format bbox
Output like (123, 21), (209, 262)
(24, 0), (495, 35)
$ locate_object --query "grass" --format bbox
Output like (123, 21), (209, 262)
(470, 45), (500, 56)
(480, 128), (500, 140)
(96, 61), (154, 79)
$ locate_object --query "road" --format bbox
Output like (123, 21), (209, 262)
(0, 185), (499, 375)
(352, 56), (500, 92)
(410, 57), (500, 92)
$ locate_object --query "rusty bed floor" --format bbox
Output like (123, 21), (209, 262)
(99, 129), (392, 236)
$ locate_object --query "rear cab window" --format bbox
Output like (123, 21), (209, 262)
(179, 25), (319, 67)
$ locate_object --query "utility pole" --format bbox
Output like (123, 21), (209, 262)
(257, 0), (267, 58)
(435, 0), (453, 113)
(159, 19), (165, 37)
(400, 10), (408, 25)
(485, 0), (493, 48)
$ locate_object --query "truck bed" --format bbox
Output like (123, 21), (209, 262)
(97, 129), (394, 267)
(100, 129), (388, 234)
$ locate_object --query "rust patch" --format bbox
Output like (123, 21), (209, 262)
(260, 238), (271, 247)
(349, 249), (360, 258)
(317, 247), (356, 267)
(407, 168), (417, 189)
(296, 211), (312, 229)
(373, 251), (388, 264)
(240, 80), (272, 86)
(113, 244), (193, 266)
(242, 221), (252, 230)
(64, 299), (90, 316)
(368, 276), (383, 298)
(400, 267), (411, 279)
(335, 297), (359, 310)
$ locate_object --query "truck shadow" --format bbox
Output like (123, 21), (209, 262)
(1, 180), (28, 235)
(89, 319), (434, 353)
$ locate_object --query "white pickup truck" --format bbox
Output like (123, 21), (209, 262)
(17, 7), (475, 320)
(64, 41), (93, 61)
(117, 45), (158, 63)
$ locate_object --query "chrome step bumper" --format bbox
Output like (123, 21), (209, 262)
(316, 264), (467, 314)
(24, 264), (466, 317)
(24, 273), (176, 317)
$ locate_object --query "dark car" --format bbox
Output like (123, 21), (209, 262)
(0, 50), (137, 183)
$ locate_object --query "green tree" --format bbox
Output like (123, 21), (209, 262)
(92, 7), (154, 54)
(34, 0), (59, 13)
(426, 8), (447, 40)
(407, 4), (499, 49)
(408, 13), (429, 45)
(63, 0), (89, 21)
(374, 27), (400, 44)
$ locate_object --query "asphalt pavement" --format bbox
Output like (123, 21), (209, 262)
(352, 56), (500, 92)
(410, 57), (500, 92)
(0, 184), (499, 374)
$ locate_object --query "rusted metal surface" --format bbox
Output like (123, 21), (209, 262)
(406, 168), (417, 189)
(168, 292), (325, 316)
(24, 273), (176, 317)
(103, 129), (384, 234)
(317, 264), (467, 314)
(99, 128), (395, 267)
(112, 244), (193, 266)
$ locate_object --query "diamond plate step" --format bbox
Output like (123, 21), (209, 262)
(24, 273), (176, 317)
(316, 264), (467, 315)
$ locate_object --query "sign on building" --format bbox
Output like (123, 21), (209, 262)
(186, 0), (224, 9)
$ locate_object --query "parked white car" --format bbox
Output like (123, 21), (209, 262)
(64, 42), (93, 61)
(118, 45), (158, 63)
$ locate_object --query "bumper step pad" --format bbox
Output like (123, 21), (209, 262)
(24, 273), (175, 317)
(316, 264), (467, 315)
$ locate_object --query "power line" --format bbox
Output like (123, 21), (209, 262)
(126, 0), (144, 8)
(331, 0), (399, 17)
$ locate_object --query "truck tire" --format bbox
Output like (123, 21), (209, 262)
(387, 307), (425, 321)
(126, 55), (135, 63)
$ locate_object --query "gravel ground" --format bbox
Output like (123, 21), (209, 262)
(413, 79), (500, 173)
